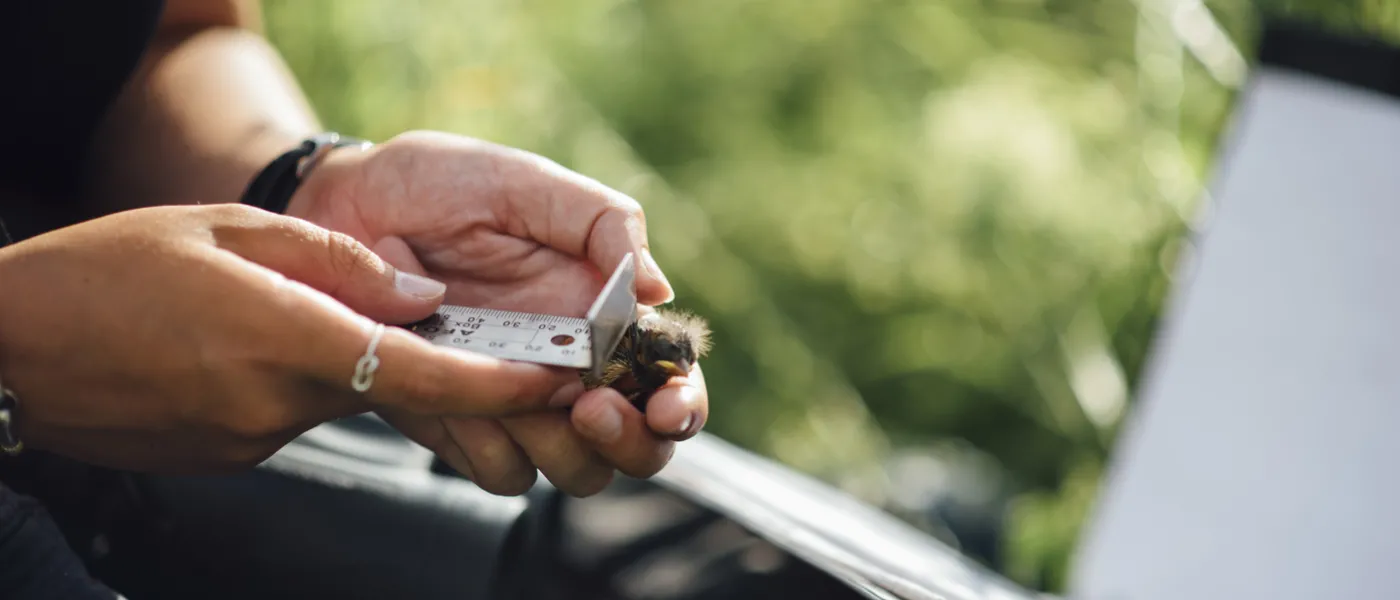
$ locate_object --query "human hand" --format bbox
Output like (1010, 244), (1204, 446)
(285, 130), (709, 496)
(0, 204), (579, 473)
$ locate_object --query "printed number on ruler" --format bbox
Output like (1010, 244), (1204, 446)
(412, 306), (595, 369)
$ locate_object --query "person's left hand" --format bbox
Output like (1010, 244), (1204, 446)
(284, 130), (708, 497)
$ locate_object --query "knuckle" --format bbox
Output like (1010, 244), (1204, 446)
(471, 373), (531, 414)
(496, 376), (534, 410)
(206, 202), (259, 222)
(501, 472), (539, 496)
(521, 150), (566, 176)
(563, 468), (615, 498)
(619, 444), (675, 480)
(612, 196), (644, 217)
(398, 364), (452, 415)
(387, 129), (444, 148)
(510, 374), (559, 411)
(202, 204), (268, 245)
(469, 435), (517, 470)
(324, 231), (374, 277)
(603, 198), (646, 229)
(477, 466), (537, 497)
(465, 438), (537, 496)
(431, 365), (562, 418)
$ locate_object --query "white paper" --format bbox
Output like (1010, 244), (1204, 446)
(1071, 66), (1400, 599)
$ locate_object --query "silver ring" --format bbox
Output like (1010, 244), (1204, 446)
(351, 323), (386, 393)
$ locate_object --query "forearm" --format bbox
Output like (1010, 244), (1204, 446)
(82, 3), (320, 216)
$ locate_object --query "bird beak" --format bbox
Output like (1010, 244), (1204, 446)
(654, 360), (690, 378)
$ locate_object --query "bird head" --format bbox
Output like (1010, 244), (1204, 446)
(632, 309), (712, 379)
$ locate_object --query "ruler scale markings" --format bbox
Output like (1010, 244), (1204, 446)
(410, 305), (595, 369)
(406, 253), (636, 374)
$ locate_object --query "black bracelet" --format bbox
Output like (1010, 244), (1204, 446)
(0, 378), (20, 456)
(241, 132), (371, 215)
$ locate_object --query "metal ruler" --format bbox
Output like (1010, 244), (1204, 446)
(406, 253), (637, 378)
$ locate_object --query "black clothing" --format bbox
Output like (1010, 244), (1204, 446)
(0, 482), (115, 599)
(0, 2), (166, 598)
(0, 0), (165, 242)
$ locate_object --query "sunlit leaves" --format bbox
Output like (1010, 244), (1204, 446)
(258, 0), (1387, 591)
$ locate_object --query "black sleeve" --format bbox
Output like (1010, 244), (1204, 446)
(0, 2), (165, 595)
(0, 0), (165, 241)
(0, 482), (118, 600)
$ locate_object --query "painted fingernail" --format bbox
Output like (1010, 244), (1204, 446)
(640, 250), (675, 303)
(395, 271), (447, 299)
(583, 405), (624, 444)
(549, 380), (585, 408)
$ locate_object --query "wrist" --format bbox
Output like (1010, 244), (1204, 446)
(284, 141), (374, 223)
(240, 133), (373, 217)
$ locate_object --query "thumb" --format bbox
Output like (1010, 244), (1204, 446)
(216, 211), (445, 324)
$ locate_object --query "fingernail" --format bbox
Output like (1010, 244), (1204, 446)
(663, 387), (706, 440)
(395, 271), (447, 299)
(683, 410), (705, 437)
(662, 410), (705, 441)
(640, 250), (674, 303)
(583, 405), (624, 444)
(549, 380), (585, 408)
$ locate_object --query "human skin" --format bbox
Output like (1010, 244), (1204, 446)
(0, 0), (707, 497)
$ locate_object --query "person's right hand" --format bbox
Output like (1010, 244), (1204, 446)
(0, 204), (577, 473)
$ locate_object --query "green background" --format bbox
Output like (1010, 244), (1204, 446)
(260, 0), (1398, 591)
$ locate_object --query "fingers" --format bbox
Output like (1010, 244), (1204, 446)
(314, 321), (579, 417)
(490, 148), (674, 305)
(378, 410), (538, 496)
(385, 409), (617, 498)
(381, 371), (700, 496)
(585, 208), (673, 306)
(377, 409), (477, 477)
(439, 417), (538, 495)
(571, 388), (676, 479)
(644, 364), (709, 442)
(569, 305), (706, 477)
(229, 260), (577, 419)
(213, 206), (445, 325)
(500, 413), (615, 497)
(207, 207), (583, 419)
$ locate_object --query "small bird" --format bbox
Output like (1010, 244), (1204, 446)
(581, 308), (712, 410)
(401, 307), (711, 411)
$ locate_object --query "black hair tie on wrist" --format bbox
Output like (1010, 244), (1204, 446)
(241, 132), (371, 215)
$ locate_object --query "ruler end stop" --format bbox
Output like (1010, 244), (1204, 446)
(586, 253), (638, 379)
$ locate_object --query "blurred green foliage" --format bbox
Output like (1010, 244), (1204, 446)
(260, 0), (1388, 592)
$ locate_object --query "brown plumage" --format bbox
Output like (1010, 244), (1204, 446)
(402, 307), (712, 411)
(581, 308), (712, 410)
